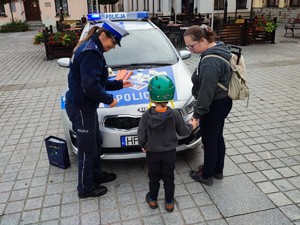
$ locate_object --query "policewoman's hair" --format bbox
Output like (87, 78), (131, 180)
(183, 24), (216, 43)
(73, 26), (115, 52)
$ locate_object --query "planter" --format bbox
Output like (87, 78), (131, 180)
(46, 44), (75, 60)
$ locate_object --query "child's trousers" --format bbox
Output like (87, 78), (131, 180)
(146, 149), (176, 202)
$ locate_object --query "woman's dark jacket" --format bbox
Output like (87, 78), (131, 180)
(66, 34), (123, 111)
(192, 43), (232, 119)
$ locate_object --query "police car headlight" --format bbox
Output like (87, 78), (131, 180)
(185, 98), (195, 114)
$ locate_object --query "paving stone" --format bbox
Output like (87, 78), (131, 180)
(60, 216), (80, 225)
(176, 195), (196, 209)
(253, 161), (272, 170)
(41, 206), (60, 221)
(81, 198), (99, 213)
(268, 192), (293, 206)
(181, 208), (204, 224)
(100, 208), (121, 224)
(43, 194), (61, 207)
(162, 211), (185, 225)
(60, 202), (79, 217)
(24, 197), (43, 210)
(279, 205), (300, 221)
(273, 179), (297, 191)
(257, 181), (280, 194)
(206, 174), (274, 217)
(200, 204), (222, 220)
(277, 167), (298, 178)
(285, 190), (300, 204)
(142, 216), (164, 225)
(247, 171), (268, 183)
(21, 209), (40, 224)
(119, 204), (140, 220)
(81, 212), (100, 225)
(262, 169), (284, 180)
(226, 208), (293, 225)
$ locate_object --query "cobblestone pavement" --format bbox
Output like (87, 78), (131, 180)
(0, 25), (299, 225)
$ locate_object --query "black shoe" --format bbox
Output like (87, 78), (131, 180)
(213, 173), (224, 180)
(94, 171), (116, 185)
(190, 170), (213, 186)
(78, 186), (107, 199)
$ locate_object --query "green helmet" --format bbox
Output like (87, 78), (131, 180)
(148, 75), (175, 102)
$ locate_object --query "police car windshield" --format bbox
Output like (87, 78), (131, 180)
(103, 28), (178, 68)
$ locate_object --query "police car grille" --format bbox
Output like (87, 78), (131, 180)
(104, 117), (141, 129)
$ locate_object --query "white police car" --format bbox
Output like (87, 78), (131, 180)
(59, 12), (201, 160)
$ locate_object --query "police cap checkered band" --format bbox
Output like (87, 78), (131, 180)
(102, 19), (129, 46)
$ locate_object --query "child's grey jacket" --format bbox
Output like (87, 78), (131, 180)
(138, 106), (193, 152)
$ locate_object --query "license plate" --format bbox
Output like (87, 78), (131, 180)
(121, 135), (139, 147)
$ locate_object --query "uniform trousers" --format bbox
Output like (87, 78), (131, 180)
(66, 103), (103, 193)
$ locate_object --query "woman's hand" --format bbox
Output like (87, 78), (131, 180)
(141, 147), (147, 153)
(189, 117), (199, 130)
(109, 98), (118, 108)
(122, 79), (133, 88)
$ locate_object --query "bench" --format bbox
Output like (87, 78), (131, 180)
(284, 18), (300, 37)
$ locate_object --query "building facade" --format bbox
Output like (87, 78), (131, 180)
(0, 0), (299, 27)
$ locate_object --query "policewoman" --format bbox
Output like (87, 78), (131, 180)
(65, 20), (132, 198)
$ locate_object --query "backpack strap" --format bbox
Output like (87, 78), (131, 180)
(201, 54), (232, 92)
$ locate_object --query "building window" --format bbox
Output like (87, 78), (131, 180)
(267, 0), (278, 7)
(214, 0), (224, 10)
(55, 0), (69, 16)
(0, 3), (6, 16)
(236, 0), (247, 9)
(290, 0), (300, 7)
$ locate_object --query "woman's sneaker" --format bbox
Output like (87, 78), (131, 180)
(213, 173), (224, 180)
(146, 192), (158, 209)
(165, 199), (175, 212)
(190, 170), (213, 186)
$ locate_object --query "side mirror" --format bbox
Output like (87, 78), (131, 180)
(179, 50), (191, 60)
(57, 58), (70, 68)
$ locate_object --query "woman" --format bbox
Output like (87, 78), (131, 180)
(183, 25), (233, 186)
(65, 20), (132, 198)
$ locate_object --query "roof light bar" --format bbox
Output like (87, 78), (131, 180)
(87, 11), (149, 21)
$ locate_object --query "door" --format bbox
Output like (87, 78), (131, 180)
(24, 0), (41, 21)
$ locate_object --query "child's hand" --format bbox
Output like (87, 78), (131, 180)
(141, 147), (147, 152)
(189, 117), (199, 130)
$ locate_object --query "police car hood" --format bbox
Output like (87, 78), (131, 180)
(105, 62), (192, 107)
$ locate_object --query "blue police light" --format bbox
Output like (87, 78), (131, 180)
(87, 11), (149, 21)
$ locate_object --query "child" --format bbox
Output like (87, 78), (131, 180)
(137, 75), (198, 212)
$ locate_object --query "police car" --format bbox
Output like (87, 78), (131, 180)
(58, 11), (201, 160)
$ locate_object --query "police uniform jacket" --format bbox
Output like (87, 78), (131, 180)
(66, 34), (123, 111)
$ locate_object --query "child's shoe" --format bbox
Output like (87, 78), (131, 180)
(146, 192), (158, 209)
(165, 199), (175, 212)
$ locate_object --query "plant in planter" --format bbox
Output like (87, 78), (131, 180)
(34, 29), (80, 59)
(253, 15), (277, 32)
(33, 30), (80, 46)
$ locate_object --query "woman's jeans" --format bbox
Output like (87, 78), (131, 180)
(201, 97), (232, 178)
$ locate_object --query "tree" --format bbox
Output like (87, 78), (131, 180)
(0, 0), (16, 22)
